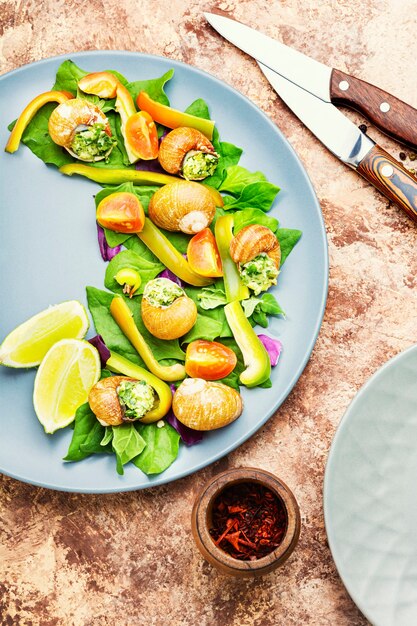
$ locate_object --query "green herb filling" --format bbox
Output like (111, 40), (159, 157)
(240, 253), (279, 296)
(117, 379), (155, 421)
(70, 123), (115, 161)
(143, 278), (184, 307)
(181, 151), (218, 180)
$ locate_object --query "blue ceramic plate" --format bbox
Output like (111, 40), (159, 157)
(0, 51), (328, 493)
(324, 344), (417, 626)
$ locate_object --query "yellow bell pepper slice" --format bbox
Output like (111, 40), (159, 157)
(106, 350), (172, 423)
(215, 215), (249, 302)
(137, 218), (213, 287)
(59, 163), (180, 186)
(224, 300), (271, 388)
(110, 296), (186, 382)
(137, 91), (215, 140)
(5, 90), (74, 153)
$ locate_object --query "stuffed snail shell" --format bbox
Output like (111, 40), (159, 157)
(158, 127), (219, 180)
(148, 181), (216, 234)
(229, 224), (281, 296)
(48, 98), (115, 161)
(88, 375), (156, 426)
(141, 278), (197, 340)
(172, 378), (243, 430)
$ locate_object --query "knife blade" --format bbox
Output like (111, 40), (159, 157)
(205, 12), (417, 223)
(204, 12), (417, 150)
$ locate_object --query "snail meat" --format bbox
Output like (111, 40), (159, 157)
(229, 224), (281, 295)
(172, 378), (243, 430)
(141, 278), (197, 340)
(148, 181), (216, 234)
(158, 127), (219, 180)
(88, 375), (155, 426)
(48, 98), (115, 162)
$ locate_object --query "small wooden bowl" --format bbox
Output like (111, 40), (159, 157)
(191, 467), (301, 577)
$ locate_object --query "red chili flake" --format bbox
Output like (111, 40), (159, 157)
(209, 482), (288, 561)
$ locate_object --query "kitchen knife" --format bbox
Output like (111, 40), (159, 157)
(204, 12), (417, 150)
(205, 12), (417, 223)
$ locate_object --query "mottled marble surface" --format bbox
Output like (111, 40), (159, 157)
(1, 0), (416, 624)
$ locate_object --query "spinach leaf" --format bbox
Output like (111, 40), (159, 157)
(183, 285), (232, 342)
(52, 60), (88, 94)
(233, 208), (279, 234)
(225, 181), (280, 212)
(20, 103), (74, 167)
(64, 403), (106, 462)
(104, 249), (163, 296)
(276, 228), (302, 265)
(127, 69), (174, 104)
(219, 165), (267, 196)
(112, 424), (146, 475)
(133, 423), (180, 474)
(101, 427), (113, 446)
(197, 283), (227, 310)
(123, 233), (162, 262)
(242, 293), (285, 328)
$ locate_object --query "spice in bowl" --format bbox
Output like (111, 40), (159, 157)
(191, 467), (301, 577)
(210, 482), (288, 560)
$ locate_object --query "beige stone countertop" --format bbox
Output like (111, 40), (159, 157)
(1, 1), (416, 624)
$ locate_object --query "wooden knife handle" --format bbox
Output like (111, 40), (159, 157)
(357, 145), (417, 222)
(331, 68), (417, 150)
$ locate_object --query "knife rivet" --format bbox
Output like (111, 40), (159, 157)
(380, 102), (390, 113)
(381, 164), (394, 177)
(339, 80), (349, 91)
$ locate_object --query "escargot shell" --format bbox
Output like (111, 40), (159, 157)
(229, 224), (281, 269)
(141, 295), (197, 340)
(48, 98), (111, 157)
(158, 127), (217, 175)
(148, 181), (216, 234)
(172, 378), (243, 430)
(88, 375), (138, 426)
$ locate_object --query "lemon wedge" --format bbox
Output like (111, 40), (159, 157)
(0, 301), (89, 368)
(33, 339), (100, 434)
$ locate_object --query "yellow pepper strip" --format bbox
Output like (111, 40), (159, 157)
(59, 163), (180, 186)
(110, 296), (186, 382)
(224, 300), (271, 388)
(115, 83), (140, 164)
(137, 218), (213, 287)
(215, 215), (249, 302)
(137, 91), (215, 140)
(106, 350), (172, 423)
(5, 90), (74, 153)
(202, 184), (224, 207)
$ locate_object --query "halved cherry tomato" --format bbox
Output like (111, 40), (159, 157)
(125, 111), (159, 160)
(96, 192), (145, 233)
(187, 228), (223, 278)
(185, 340), (237, 380)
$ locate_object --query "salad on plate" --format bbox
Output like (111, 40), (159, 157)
(1, 60), (302, 477)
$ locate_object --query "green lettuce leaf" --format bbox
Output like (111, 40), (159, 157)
(197, 283), (227, 310)
(127, 69), (174, 104)
(276, 228), (302, 265)
(233, 208), (279, 234)
(104, 249), (163, 296)
(224, 181), (280, 212)
(242, 293), (285, 328)
(64, 403), (107, 462)
(112, 423), (147, 475)
(132, 422), (180, 474)
(219, 165), (267, 195)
